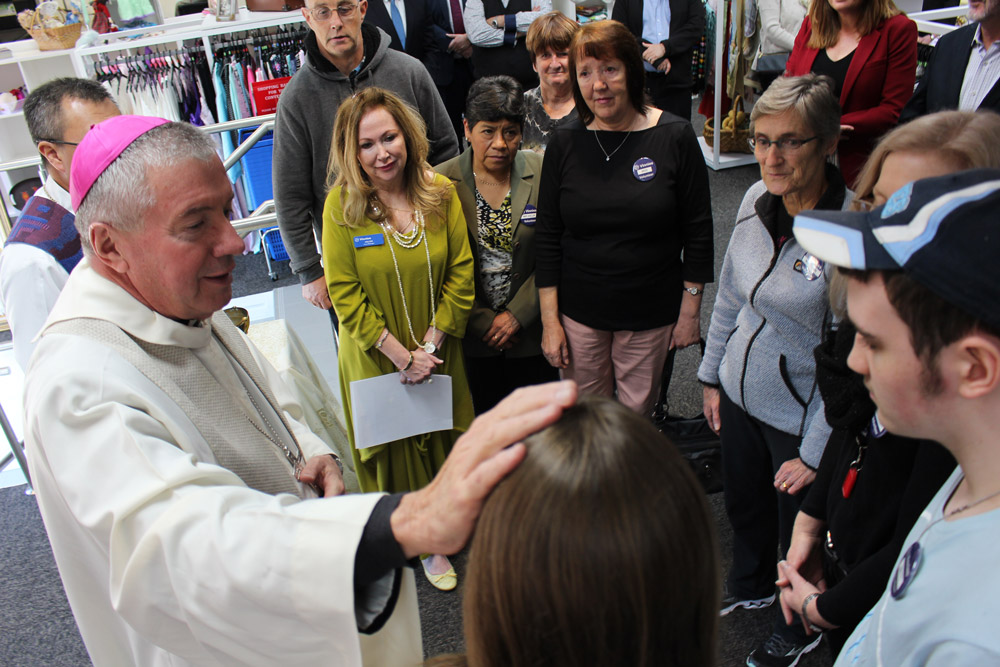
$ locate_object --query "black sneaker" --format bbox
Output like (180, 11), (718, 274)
(746, 632), (822, 667)
(720, 590), (777, 617)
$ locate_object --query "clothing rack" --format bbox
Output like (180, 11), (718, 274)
(67, 9), (309, 78)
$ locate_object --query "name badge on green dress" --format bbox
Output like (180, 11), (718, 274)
(353, 234), (384, 248)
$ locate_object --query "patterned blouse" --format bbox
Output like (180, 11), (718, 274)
(522, 86), (579, 153)
(474, 188), (513, 311)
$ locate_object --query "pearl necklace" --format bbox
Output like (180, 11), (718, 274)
(388, 213), (421, 248)
(379, 207), (437, 348)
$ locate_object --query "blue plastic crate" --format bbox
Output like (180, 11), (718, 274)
(262, 226), (289, 262)
(238, 128), (274, 211)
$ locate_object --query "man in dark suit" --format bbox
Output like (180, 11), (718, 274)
(900, 0), (1000, 121)
(612, 0), (705, 121)
(426, 0), (474, 144)
(364, 0), (432, 60)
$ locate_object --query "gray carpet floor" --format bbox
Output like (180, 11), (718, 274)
(0, 111), (832, 666)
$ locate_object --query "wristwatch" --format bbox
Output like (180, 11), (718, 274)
(491, 18), (499, 27)
(684, 286), (704, 296)
(421, 340), (438, 355)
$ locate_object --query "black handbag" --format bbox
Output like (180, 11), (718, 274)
(651, 340), (724, 494)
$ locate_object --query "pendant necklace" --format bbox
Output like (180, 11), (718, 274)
(221, 336), (304, 476)
(593, 116), (637, 162)
(244, 388), (305, 477)
(890, 476), (1000, 599)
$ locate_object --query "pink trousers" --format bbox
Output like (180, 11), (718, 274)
(560, 314), (674, 416)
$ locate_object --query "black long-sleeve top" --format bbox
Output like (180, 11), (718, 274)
(535, 115), (714, 331)
(801, 322), (956, 634)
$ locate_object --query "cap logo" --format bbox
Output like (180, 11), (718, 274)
(881, 182), (912, 219)
(873, 179), (1000, 265)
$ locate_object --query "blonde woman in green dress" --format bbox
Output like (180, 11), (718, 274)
(323, 88), (476, 591)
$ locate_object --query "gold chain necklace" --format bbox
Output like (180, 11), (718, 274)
(474, 170), (510, 187)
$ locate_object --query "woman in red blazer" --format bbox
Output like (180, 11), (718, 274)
(785, 0), (916, 187)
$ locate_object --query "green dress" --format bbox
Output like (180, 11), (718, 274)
(323, 176), (475, 494)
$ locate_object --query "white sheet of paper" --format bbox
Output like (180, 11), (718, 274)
(350, 374), (453, 449)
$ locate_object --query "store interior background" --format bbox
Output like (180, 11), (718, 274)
(4, 0), (961, 659)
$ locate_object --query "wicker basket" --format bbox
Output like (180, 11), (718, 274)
(20, 9), (83, 51)
(703, 96), (752, 154)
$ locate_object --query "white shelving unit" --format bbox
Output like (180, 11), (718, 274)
(0, 43), (76, 218)
(69, 8), (306, 77)
(0, 8), (305, 222)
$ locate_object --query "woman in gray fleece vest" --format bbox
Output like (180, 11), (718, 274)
(697, 74), (852, 666)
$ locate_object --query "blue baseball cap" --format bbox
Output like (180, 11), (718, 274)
(793, 168), (1000, 330)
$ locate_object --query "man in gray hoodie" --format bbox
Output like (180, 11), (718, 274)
(274, 0), (459, 310)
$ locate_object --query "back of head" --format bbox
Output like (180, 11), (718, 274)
(852, 110), (1000, 207)
(749, 73), (841, 144)
(464, 76), (525, 130)
(462, 396), (719, 667)
(525, 11), (580, 59)
(23, 77), (114, 146)
(75, 120), (219, 254)
(569, 20), (646, 126)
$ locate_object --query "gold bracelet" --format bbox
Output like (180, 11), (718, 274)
(375, 329), (389, 349)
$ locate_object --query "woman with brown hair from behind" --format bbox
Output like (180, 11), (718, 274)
(430, 395), (720, 667)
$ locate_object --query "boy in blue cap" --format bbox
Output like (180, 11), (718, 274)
(789, 169), (1000, 665)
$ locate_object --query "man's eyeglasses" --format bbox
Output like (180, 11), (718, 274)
(307, 3), (358, 20)
(36, 139), (80, 147)
(748, 136), (818, 152)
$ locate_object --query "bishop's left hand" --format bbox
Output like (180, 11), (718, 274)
(297, 454), (345, 497)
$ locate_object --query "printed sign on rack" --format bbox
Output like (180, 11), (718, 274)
(251, 76), (292, 116)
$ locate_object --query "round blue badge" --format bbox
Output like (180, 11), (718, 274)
(632, 157), (656, 182)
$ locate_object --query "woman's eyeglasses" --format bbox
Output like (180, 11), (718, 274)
(748, 136), (817, 152)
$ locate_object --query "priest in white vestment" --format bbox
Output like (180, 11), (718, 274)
(23, 115), (577, 666)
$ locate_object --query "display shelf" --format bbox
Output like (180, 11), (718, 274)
(0, 9), (310, 231)
(909, 6), (964, 35)
(698, 136), (756, 170)
(71, 9), (305, 75)
(0, 115), (33, 163)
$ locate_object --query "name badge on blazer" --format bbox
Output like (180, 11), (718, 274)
(793, 252), (824, 281)
(353, 233), (384, 248)
(519, 205), (537, 226)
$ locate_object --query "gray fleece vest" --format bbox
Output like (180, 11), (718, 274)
(45, 312), (306, 498)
